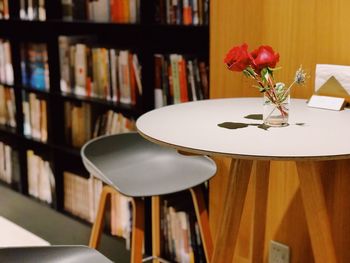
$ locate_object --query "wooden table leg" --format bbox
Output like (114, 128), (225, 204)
(252, 160), (270, 263)
(296, 161), (337, 263)
(211, 158), (253, 263)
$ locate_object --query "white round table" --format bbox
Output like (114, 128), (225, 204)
(137, 98), (344, 263)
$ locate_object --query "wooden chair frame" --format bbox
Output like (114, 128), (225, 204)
(89, 185), (213, 263)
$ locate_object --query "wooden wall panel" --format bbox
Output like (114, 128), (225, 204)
(210, 0), (350, 262)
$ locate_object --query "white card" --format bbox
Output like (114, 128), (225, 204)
(308, 95), (345, 111)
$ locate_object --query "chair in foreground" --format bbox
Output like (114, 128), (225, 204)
(0, 245), (113, 263)
(81, 132), (217, 263)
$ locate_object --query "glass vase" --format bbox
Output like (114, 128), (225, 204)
(263, 91), (290, 127)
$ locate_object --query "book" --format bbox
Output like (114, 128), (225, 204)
(61, 0), (73, 20)
(0, 39), (14, 85)
(0, 85), (16, 128)
(0, 142), (20, 185)
(21, 43), (50, 91)
(22, 91), (48, 142)
(91, 0), (110, 22)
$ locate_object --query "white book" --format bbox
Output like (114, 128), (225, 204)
(27, 0), (34, 20)
(3, 41), (13, 85)
(20, 0), (27, 19)
(110, 49), (118, 102)
(192, 0), (199, 25)
(47, 162), (55, 204)
(93, 178), (102, 221)
(118, 50), (131, 104)
(6, 99), (16, 128)
(132, 54), (142, 95)
(0, 143), (4, 181)
(110, 112), (119, 134)
(88, 175), (94, 223)
(58, 36), (72, 93)
(0, 87), (6, 124)
(23, 99), (31, 136)
(27, 151), (39, 198)
(154, 88), (164, 109)
(187, 60), (197, 101)
(129, 0), (137, 23)
(105, 110), (114, 135)
(75, 44), (87, 96)
(39, 161), (52, 204)
(38, 0), (46, 21)
(92, 0), (109, 22)
(0, 43), (5, 84)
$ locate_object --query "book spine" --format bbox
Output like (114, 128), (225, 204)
(170, 54), (181, 104)
(61, 0), (73, 20)
(178, 55), (189, 102)
(75, 43), (87, 96)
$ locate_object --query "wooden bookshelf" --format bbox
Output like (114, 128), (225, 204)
(0, 0), (209, 261)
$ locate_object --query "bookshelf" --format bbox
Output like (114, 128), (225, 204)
(0, 0), (209, 261)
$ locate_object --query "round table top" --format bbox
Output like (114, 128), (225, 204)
(136, 98), (350, 160)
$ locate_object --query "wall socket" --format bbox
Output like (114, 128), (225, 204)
(269, 240), (290, 263)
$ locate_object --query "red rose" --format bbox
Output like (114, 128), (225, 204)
(251, 45), (279, 71)
(224, 43), (252, 72)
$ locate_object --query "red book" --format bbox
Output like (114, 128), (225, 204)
(110, 0), (122, 22)
(129, 53), (137, 105)
(183, 0), (192, 25)
(178, 57), (189, 102)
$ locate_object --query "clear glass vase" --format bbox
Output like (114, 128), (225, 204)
(263, 91), (290, 127)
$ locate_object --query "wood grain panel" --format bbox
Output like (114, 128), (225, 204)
(210, 0), (350, 262)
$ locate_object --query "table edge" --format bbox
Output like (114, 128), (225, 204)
(137, 129), (350, 161)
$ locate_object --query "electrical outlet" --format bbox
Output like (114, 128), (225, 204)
(269, 240), (290, 263)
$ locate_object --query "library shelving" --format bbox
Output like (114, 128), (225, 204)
(0, 1), (209, 262)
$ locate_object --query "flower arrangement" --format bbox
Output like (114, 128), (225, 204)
(224, 43), (306, 126)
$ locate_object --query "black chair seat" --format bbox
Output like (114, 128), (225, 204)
(0, 246), (113, 263)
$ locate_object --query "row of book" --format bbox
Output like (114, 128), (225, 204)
(64, 171), (103, 223)
(0, 85), (16, 128)
(0, 142), (20, 185)
(0, 0), (9, 19)
(62, 0), (140, 23)
(154, 54), (209, 108)
(27, 150), (55, 204)
(23, 92), (48, 142)
(0, 39), (14, 86)
(21, 43), (50, 91)
(64, 101), (135, 148)
(20, 0), (46, 21)
(161, 199), (205, 263)
(155, 0), (209, 26)
(59, 36), (142, 105)
(63, 171), (132, 248)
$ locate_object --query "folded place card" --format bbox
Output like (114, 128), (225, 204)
(308, 95), (345, 111)
(315, 64), (350, 102)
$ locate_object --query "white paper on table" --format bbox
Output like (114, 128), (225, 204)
(315, 64), (350, 94)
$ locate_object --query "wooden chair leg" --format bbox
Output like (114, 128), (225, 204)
(130, 197), (145, 263)
(296, 161), (337, 263)
(89, 185), (116, 248)
(211, 158), (253, 263)
(189, 185), (213, 263)
(152, 196), (161, 263)
(252, 160), (270, 263)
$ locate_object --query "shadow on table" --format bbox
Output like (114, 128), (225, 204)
(217, 114), (305, 131)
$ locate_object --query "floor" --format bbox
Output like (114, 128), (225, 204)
(0, 184), (129, 263)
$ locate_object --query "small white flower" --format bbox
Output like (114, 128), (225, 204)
(295, 66), (307, 85)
